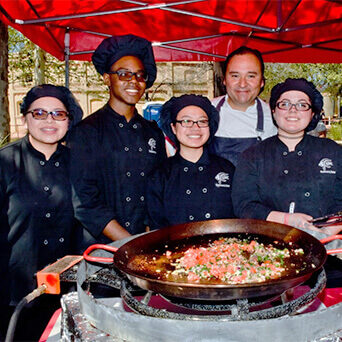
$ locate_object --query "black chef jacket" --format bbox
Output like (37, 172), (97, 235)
(146, 148), (235, 230)
(0, 135), (76, 306)
(67, 103), (167, 244)
(232, 135), (342, 220)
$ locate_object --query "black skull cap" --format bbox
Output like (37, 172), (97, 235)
(92, 34), (157, 89)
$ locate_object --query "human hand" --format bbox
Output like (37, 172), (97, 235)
(285, 213), (315, 230)
(319, 224), (342, 236)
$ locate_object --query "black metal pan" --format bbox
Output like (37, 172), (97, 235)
(83, 219), (342, 301)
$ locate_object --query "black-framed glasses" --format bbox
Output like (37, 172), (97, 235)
(26, 109), (69, 121)
(175, 119), (210, 128)
(276, 101), (312, 111)
(107, 69), (148, 82)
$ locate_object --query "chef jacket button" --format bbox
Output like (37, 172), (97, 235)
(305, 192), (310, 197)
(124, 147), (129, 151)
(126, 197), (131, 202)
(133, 124), (138, 129)
(45, 212), (51, 218)
(140, 196), (144, 201)
(55, 162), (60, 167)
(40, 160), (45, 166)
(43, 239), (48, 245)
(119, 123), (124, 128)
(283, 151), (288, 156)
(283, 170), (289, 174)
(297, 151), (302, 156)
(59, 237), (64, 243)
(44, 186), (50, 192)
(125, 222), (130, 227)
(140, 172), (145, 177)
(202, 188), (208, 193)
(198, 166), (204, 171)
(186, 189), (191, 195)
(183, 167), (188, 172)
(126, 172), (131, 177)
(138, 147), (143, 152)
(189, 215), (194, 221)
(205, 213), (211, 219)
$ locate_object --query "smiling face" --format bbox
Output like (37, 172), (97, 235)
(273, 90), (314, 136)
(103, 55), (146, 118)
(25, 96), (69, 155)
(224, 53), (264, 111)
(171, 105), (210, 154)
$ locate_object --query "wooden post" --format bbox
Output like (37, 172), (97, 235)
(0, 20), (10, 145)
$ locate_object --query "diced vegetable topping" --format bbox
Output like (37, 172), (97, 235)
(170, 237), (304, 284)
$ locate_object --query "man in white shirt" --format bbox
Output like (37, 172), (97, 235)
(210, 46), (277, 166)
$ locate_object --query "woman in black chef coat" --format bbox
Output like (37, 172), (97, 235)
(146, 94), (235, 230)
(0, 84), (83, 341)
(232, 78), (342, 237)
(232, 78), (342, 287)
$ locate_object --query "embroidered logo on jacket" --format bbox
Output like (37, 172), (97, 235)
(148, 138), (157, 154)
(215, 172), (230, 187)
(318, 158), (335, 174)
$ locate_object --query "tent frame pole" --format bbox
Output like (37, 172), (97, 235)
(64, 28), (70, 88)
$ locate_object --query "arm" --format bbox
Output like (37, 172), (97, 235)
(232, 150), (273, 219)
(145, 169), (169, 230)
(68, 126), (129, 241)
(103, 219), (131, 240)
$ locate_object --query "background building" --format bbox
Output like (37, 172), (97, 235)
(8, 61), (215, 140)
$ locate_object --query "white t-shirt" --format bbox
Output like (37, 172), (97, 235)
(212, 95), (277, 139)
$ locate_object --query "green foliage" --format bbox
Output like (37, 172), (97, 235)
(263, 62), (342, 100)
(327, 121), (342, 141)
(8, 27), (104, 88)
(0, 134), (11, 147)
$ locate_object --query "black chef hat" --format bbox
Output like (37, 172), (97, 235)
(92, 34), (157, 89)
(20, 84), (83, 128)
(160, 94), (219, 146)
(270, 78), (323, 131)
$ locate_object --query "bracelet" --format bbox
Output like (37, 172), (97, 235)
(284, 213), (289, 225)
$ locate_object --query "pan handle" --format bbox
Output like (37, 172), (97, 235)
(320, 235), (342, 255)
(83, 244), (118, 263)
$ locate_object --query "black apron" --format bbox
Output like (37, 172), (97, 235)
(209, 97), (264, 166)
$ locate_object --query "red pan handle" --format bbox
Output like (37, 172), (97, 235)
(83, 244), (118, 263)
(320, 235), (342, 255)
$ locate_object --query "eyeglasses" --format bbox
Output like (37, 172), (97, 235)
(107, 69), (148, 82)
(26, 109), (69, 121)
(276, 101), (312, 111)
(175, 119), (209, 128)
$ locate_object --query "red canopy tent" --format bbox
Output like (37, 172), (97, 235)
(0, 0), (341, 63)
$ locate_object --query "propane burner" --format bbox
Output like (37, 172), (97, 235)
(66, 242), (342, 342)
(78, 256), (326, 320)
(120, 269), (326, 320)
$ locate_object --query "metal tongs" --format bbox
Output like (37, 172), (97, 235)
(310, 211), (342, 227)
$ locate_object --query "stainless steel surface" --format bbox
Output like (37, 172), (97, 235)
(74, 242), (342, 342)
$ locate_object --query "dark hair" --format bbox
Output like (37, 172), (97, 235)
(160, 94), (219, 148)
(20, 84), (83, 129)
(222, 46), (265, 76)
(270, 78), (323, 132)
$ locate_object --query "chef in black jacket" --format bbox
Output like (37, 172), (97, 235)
(232, 78), (342, 288)
(67, 35), (166, 247)
(232, 78), (342, 237)
(0, 84), (83, 341)
(146, 94), (235, 230)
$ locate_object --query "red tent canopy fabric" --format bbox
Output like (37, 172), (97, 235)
(0, 0), (342, 63)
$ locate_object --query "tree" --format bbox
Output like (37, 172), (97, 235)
(263, 63), (342, 98)
(8, 27), (104, 88)
(0, 20), (10, 145)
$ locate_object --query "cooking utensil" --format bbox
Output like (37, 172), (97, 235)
(83, 219), (342, 301)
(310, 211), (342, 227)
